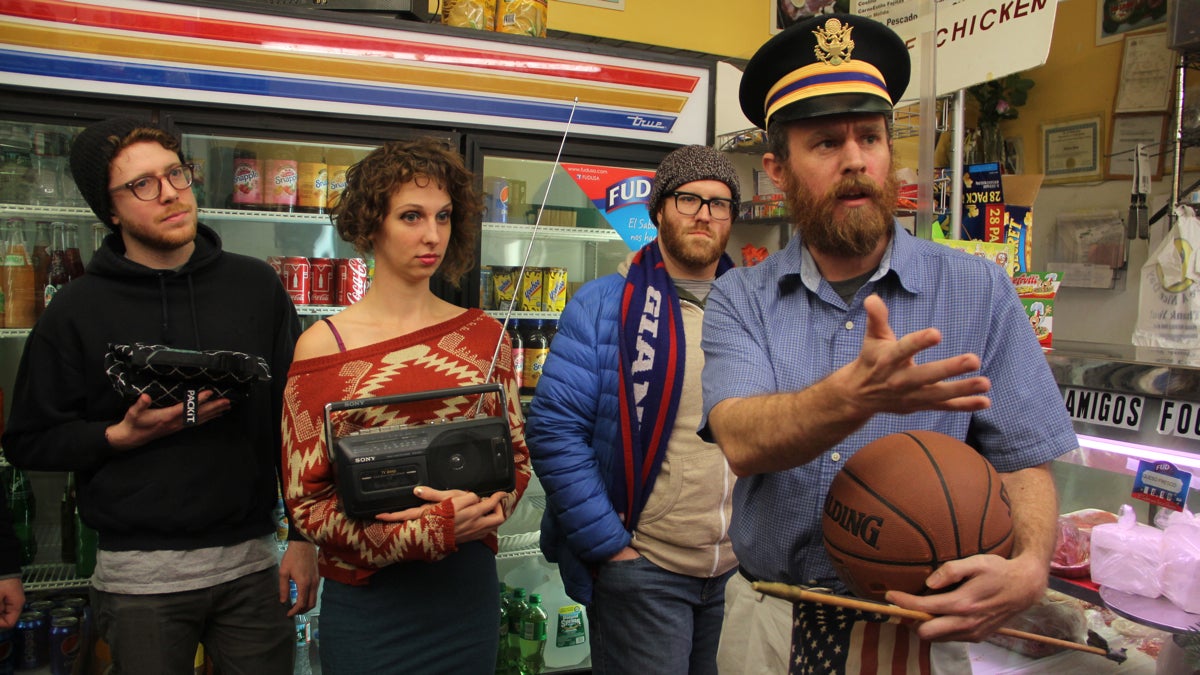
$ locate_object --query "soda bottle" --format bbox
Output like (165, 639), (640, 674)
(60, 473), (77, 564)
(64, 223), (84, 280)
(3, 219), (37, 329)
(506, 587), (527, 674)
(518, 593), (547, 675)
(325, 148), (354, 211)
(506, 321), (524, 392)
(296, 145), (327, 214)
(30, 220), (50, 319)
(521, 320), (548, 397)
(44, 222), (69, 309)
(8, 467), (38, 566)
(0, 219), (10, 328)
(91, 223), (107, 253)
(30, 128), (62, 207)
(231, 141), (262, 210)
(264, 143), (299, 213)
(494, 583), (510, 675)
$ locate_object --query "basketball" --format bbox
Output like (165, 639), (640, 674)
(821, 430), (1014, 602)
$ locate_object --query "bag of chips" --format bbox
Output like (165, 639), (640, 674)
(496, 0), (547, 38)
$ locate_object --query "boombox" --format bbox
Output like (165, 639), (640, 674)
(323, 383), (515, 519)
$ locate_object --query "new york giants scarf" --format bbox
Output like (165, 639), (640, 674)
(615, 239), (733, 532)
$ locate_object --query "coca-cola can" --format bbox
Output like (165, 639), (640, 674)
(309, 257), (335, 305)
(266, 256), (284, 287)
(336, 257), (367, 306)
(282, 256), (310, 305)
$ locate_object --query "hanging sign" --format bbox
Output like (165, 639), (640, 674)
(561, 163), (657, 251)
(851, 0), (1059, 102)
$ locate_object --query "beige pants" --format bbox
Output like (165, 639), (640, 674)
(716, 572), (973, 674)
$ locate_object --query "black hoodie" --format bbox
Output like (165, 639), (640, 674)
(2, 224), (300, 552)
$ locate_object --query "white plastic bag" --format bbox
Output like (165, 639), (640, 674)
(1133, 206), (1200, 348)
(1089, 504), (1163, 598)
(1160, 510), (1200, 613)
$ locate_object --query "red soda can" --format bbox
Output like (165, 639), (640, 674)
(336, 257), (367, 306)
(266, 256), (284, 287)
(309, 257), (335, 305)
(282, 256), (310, 305)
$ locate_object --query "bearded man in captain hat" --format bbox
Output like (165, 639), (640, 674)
(697, 13), (1078, 675)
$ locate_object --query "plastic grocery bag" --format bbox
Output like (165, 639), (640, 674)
(1132, 205), (1200, 349)
(1160, 509), (1200, 613)
(1089, 504), (1163, 598)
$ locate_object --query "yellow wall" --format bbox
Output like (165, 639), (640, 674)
(549, 0), (1167, 177)
(547, 0), (774, 60)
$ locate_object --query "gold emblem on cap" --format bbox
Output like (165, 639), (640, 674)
(813, 18), (854, 66)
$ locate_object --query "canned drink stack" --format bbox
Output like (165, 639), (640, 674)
(336, 258), (367, 306)
(309, 257), (335, 305)
(282, 256), (310, 305)
(519, 267), (545, 312)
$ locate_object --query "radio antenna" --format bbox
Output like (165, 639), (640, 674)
(478, 97), (579, 407)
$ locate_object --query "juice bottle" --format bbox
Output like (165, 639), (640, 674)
(231, 141), (262, 210)
(3, 220), (37, 328)
(44, 221), (69, 309)
(264, 143), (299, 212)
(0, 219), (11, 328)
(30, 220), (50, 318)
(325, 148), (354, 211)
(521, 320), (548, 396)
(65, 223), (85, 280)
(296, 145), (328, 214)
(506, 320), (524, 392)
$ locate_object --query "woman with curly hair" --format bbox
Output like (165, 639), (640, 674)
(280, 137), (531, 674)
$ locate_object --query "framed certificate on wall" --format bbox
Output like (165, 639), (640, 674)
(1106, 113), (1167, 179)
(1042, 116), (1104, 184)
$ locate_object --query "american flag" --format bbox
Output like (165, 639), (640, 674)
(791, 599), (932, 674)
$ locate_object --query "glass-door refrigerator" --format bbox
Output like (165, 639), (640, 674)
(2, 2), (719, 672)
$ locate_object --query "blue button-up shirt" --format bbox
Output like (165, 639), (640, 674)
(700, 222), (1077, 588)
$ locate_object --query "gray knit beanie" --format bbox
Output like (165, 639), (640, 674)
(69, 117), (182, 229)
(647, 145), (741, 225)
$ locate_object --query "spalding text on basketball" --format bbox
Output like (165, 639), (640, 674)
(824, 498), (883, 549)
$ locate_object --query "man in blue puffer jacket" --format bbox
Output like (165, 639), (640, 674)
(527, 145), (742, 675)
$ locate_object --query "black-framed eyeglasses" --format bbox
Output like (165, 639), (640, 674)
(670, 191), (733, 220)
(109, 164), (195, 201)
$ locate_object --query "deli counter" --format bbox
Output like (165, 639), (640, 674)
(981, 341), (1200, 675)
(1045, 340), (1200, 518)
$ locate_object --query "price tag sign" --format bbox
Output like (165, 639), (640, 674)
(1131, 460), (1192, 511)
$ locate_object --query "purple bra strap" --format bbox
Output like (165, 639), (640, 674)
(321, 317), (347, 353)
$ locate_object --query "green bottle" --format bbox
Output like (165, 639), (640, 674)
(506, 587), (527, 675)
(518, 593), (547, 675)
(495, 583), (510, 674)
(7, 467), (37, 565)
(75, 506), (98, 578)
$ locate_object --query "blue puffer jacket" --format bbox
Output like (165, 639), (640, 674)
(526, 271), (628, 606)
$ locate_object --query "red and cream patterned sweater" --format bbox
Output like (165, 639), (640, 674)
(281, 308), (530, 586)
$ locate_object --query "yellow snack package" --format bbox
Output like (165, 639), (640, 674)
(444, 0), (495, 31)
(496, 0), (547, 38)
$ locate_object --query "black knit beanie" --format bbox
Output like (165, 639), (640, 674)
(647, 145), (742, 225)
(69, 117), (180, 230)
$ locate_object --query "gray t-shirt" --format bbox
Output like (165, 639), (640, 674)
(91, 536), (278, 594)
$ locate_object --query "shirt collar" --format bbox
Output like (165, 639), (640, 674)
(782, 220), (923, 296)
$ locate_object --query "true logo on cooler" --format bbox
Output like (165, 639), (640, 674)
(606, 177), (652, 212)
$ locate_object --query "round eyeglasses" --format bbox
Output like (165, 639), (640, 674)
(670, 191), (733, 220)
(109, 164), (195, 201)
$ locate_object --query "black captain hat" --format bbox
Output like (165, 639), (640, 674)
(739, 13), (911, 130)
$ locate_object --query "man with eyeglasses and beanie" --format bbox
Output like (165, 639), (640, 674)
(2, 117), (318, 675)
(700, 14), (1076, 674)
(527, 145), (741, 674)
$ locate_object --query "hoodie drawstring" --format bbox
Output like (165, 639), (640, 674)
(156, 273), (203, 347)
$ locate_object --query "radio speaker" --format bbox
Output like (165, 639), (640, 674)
(324, 383), (515, 519)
